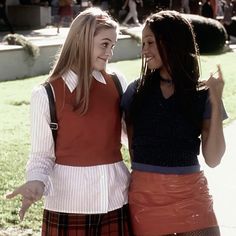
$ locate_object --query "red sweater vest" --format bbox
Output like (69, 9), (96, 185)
(51, 73), (122, 166)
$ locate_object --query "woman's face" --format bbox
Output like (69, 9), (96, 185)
(92, 28), (117, 71)
(142, 25), (163, 71)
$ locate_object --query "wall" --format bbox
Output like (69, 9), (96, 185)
(0, 35), (141, 81)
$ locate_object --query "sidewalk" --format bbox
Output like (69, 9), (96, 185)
(201, 120), (236, 235)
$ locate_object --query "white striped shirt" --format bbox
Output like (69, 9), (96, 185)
(26, 69), (130, 213)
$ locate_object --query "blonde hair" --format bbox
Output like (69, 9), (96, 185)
(49, 7), (118, 115)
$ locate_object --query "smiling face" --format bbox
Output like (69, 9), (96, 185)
(142, 25), (163, 71)
(92, 28), (117, 71)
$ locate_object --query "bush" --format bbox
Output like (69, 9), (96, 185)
(184, 14), (227, 53)
(3, 33), (40, 59)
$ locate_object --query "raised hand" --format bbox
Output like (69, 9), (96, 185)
(6, 180), (44, 221)
(206, 65), (225, 105)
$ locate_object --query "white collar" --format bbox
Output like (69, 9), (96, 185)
(62, 70), (107, 92)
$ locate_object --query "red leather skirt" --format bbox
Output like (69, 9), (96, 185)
(129, 170), (218, 235)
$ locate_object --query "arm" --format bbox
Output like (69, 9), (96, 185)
(201, 65), (226, 167)
(120, 80), (138, 161)
(126, 120), (134, 160)
(6, 85), (56, 220)
(122, 0), (129, 9)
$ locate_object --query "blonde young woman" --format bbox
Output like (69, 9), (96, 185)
(7, 8), (132, 236)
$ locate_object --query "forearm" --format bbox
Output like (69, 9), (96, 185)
(27, 85), (56, 193)
(202, 104), (226, 167)
(126, 122), (133, 161)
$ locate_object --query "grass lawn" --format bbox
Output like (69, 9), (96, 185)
(0, 52), (235, 234)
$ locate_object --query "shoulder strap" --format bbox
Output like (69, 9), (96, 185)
(43, 82), (58, 145)
(43, 75), (122, 144)
(111, 72), (123, 98)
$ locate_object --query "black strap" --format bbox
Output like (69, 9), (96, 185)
(43, 73), (122, 145)
(111, 72), (123, 98)
(43, 82), (58, 145)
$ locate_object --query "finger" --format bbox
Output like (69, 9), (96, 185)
(208, 72), (214, 80)
(217, 64), (223, 80)
(5, 187), (23, 199)
(19, 198), (34, 221)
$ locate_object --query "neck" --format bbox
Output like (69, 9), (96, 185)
(160, 77), (172, 84)
(159, 68), (172, 82)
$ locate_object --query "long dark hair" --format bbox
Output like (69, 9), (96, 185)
(133, 10), (205, 128)
(138, 10), (200, 92)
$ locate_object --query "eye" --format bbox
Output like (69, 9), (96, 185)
(102, 42), (109, 48)
(142, 41), (154, 48)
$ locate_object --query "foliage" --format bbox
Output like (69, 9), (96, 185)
(0, 76), (45, 234)
(185, 14), (227, 53)
(121, 13), (227, 54)
(3, 34), (40, 59)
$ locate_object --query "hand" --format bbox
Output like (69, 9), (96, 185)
(205, 65), (224, 105)
(6, 180), (44, 221)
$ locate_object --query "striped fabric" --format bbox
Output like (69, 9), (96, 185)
(26, 70), (130, 213)
(42, 205), (133, 236)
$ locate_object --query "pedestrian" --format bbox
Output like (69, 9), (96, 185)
(122, 0), (142, 27)
(0, 0), (14, 34)
(181, 0), (190, 13)
(122, 10), (227, 236)
(6, 7), (132, 236)
(57, 0), (73, 33)
(202, 0), (214, 18)
(222, 0), (234, 41)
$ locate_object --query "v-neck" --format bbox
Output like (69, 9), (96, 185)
(159, 84), (174, 100)
(150, 70), (175, 101)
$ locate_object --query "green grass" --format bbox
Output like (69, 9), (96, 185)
(0, 52), (235, 234)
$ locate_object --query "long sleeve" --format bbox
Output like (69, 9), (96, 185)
(26, 85), (55, 195)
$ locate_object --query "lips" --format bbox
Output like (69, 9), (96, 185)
(98, 57), (108, 62)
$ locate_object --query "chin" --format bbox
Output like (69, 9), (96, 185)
(94, 64), (106, 71)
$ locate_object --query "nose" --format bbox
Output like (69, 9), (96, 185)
(142, 43), (148, 56)
(105, 47), (113, 59)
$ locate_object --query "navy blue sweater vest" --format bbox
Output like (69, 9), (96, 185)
(130, 75), (208, 167)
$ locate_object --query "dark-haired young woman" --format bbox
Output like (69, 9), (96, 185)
(122, 10), (227, 236)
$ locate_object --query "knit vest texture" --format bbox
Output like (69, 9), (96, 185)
(130, 74), (208, 167)
(51, 73), (122, 166)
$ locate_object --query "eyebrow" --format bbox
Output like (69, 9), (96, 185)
(101, 38), (112, 41)
(143, 35), (154, 38)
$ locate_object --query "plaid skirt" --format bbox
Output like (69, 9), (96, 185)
(42, 205), (133, 236)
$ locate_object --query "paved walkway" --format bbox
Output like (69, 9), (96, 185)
(201, 120), (236, 235)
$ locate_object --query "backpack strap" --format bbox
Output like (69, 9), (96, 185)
(43, 74), (122, 145)
(43, 82), (58, 145)
(110, 72), (123, 98)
